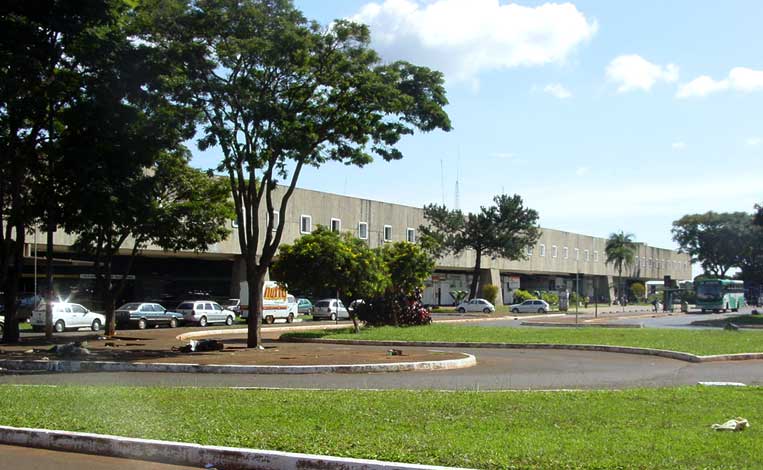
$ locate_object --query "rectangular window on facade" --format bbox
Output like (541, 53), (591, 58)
(406, 228), (416, 243)
(594, 250), (599, 262)
(269, 211), (279, 231)
(358, 222), (368, 240)
(575, 248), (580, 260)
(383, 225), (392, 242)
(300, 215), (312, 234)
(527, 246), (533, 256)
(584, 250), (590, 261)
(540, 244), (546, 257)
(552, 245), (557, 258)
(563, 247), (569, 259)
(330, 218), (341, 233)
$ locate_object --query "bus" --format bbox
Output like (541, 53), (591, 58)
(695, 279), (745, 313)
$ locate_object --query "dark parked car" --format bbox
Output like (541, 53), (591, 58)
(115, 302), (184, 329)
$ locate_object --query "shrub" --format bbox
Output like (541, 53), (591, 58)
(512, 289), (535, 303)
(541, 291), (559, 306)
(356, 288), (432, 327)
(482, 285), (499, 305)
(449, 290), (468, 304)
(630, 282), (645, 301)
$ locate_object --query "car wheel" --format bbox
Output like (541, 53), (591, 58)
(264, 315), (275, 325)
(169, 318), (178, 328)
(330, 312), (337, 321)
(225, 315), (234, 326)
(54, 320), (65, 333)
(91, 319), (102, 332)
(286, 313), (294, 324)
(511, 308), (519, 313)
(537, 308), (545, 313)
(137, 318), (147, 330)
(457, 307), (466, 313)
(483, 308), (491, 313)
(199, 316), (208, 327)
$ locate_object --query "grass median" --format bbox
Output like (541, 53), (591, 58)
(1, 385), (760, 469)
(284, 324), (763, 356)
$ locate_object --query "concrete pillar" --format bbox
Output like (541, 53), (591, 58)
(606, 275), (616, 304)
(479, 268), (504, 306)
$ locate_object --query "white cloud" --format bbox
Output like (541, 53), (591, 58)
(671, 141), (686, 150)
(747, 137), (762, 146)
(574, 166), (588, 176)
(542, 83), (572, 99)
(605, 54), (679, 93)
(676, 67), (763, 98)
(352, 0), (598, 84)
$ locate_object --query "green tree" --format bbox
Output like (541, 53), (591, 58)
(630, 282), (646, 302)
(271, 226), (389, 332)
(380, 241), (435, 325)
(1, 1), (125, 342)
(421, 194), (540, 299)
(144, 0), (451, 347)
(64, 144), (233, 335)
(605, 231), (636, 304)
(672, 212), (749, 278)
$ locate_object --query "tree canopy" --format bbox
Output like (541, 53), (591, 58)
(672, 212), (749, 278)
(142, 0), (452, 347)
(421, 194), (540, 299)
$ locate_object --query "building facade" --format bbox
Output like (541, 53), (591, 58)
(22, 186), (692, 307)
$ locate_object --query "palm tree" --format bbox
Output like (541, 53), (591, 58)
(605, 231), (636, 308)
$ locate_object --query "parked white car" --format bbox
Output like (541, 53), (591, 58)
(313, 299), (349, 320)
(175, 300), (236, 327)
(456, 298), (496, 313)
(510, 299), (550, 313)
(30, 302), (105, 333)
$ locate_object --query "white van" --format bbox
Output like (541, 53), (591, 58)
(240, 281), (297, 324)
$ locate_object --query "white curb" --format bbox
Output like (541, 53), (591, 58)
(0, 425), (474, 470)
(287, 338), (763, 363)
(0, 353), (476, 374)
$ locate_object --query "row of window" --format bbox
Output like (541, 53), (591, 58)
(233, 212), (416, 243)
(299, 214), (416, 243)
(527, 244), (687, 271)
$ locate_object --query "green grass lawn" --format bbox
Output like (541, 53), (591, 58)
(284, 324), (763, 356)
(1, 385), (760, 470)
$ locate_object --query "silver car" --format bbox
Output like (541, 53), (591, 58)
(175, 300), (236, 327)
(312, 299), (349, 321)
(510, 299), (550, 313)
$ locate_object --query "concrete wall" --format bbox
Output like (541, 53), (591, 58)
(33, 185), (692, 281)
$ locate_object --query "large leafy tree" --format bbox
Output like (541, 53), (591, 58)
(420, 194), (540, 299)
(271, 226), (389, 333)
(672, 212), (749, 278)
(0, 1), (117, 342)
(604, 231), (636, 303)
(143, 0), (451, 347)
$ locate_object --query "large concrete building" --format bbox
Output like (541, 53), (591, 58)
(22, 186), (691, 307)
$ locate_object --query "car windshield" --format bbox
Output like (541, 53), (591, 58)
(316, 301), (330, 308)
(177, 302), (194, 310)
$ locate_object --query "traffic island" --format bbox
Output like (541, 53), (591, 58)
(0, 328), (476, 374)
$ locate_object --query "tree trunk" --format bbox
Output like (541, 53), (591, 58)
(1, 223), (25, 344)
(469, 251), (482, 299)
(246, 265), (265, 349)
(44, 224), (54, 338)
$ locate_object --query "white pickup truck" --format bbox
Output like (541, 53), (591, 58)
(239, 281), (298, 324)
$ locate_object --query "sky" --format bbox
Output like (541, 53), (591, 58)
(189, 0), (763, 271)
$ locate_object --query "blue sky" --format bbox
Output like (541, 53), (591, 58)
(190, 0), (763, 266)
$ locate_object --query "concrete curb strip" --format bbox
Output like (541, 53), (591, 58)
(286, 338), (763, 363)
(0, 425), (473, 470)
(0, 353), (476, 374)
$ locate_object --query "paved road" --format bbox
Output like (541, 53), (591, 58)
(0, 444), (201, 470)
(2, 345), (762, 390)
